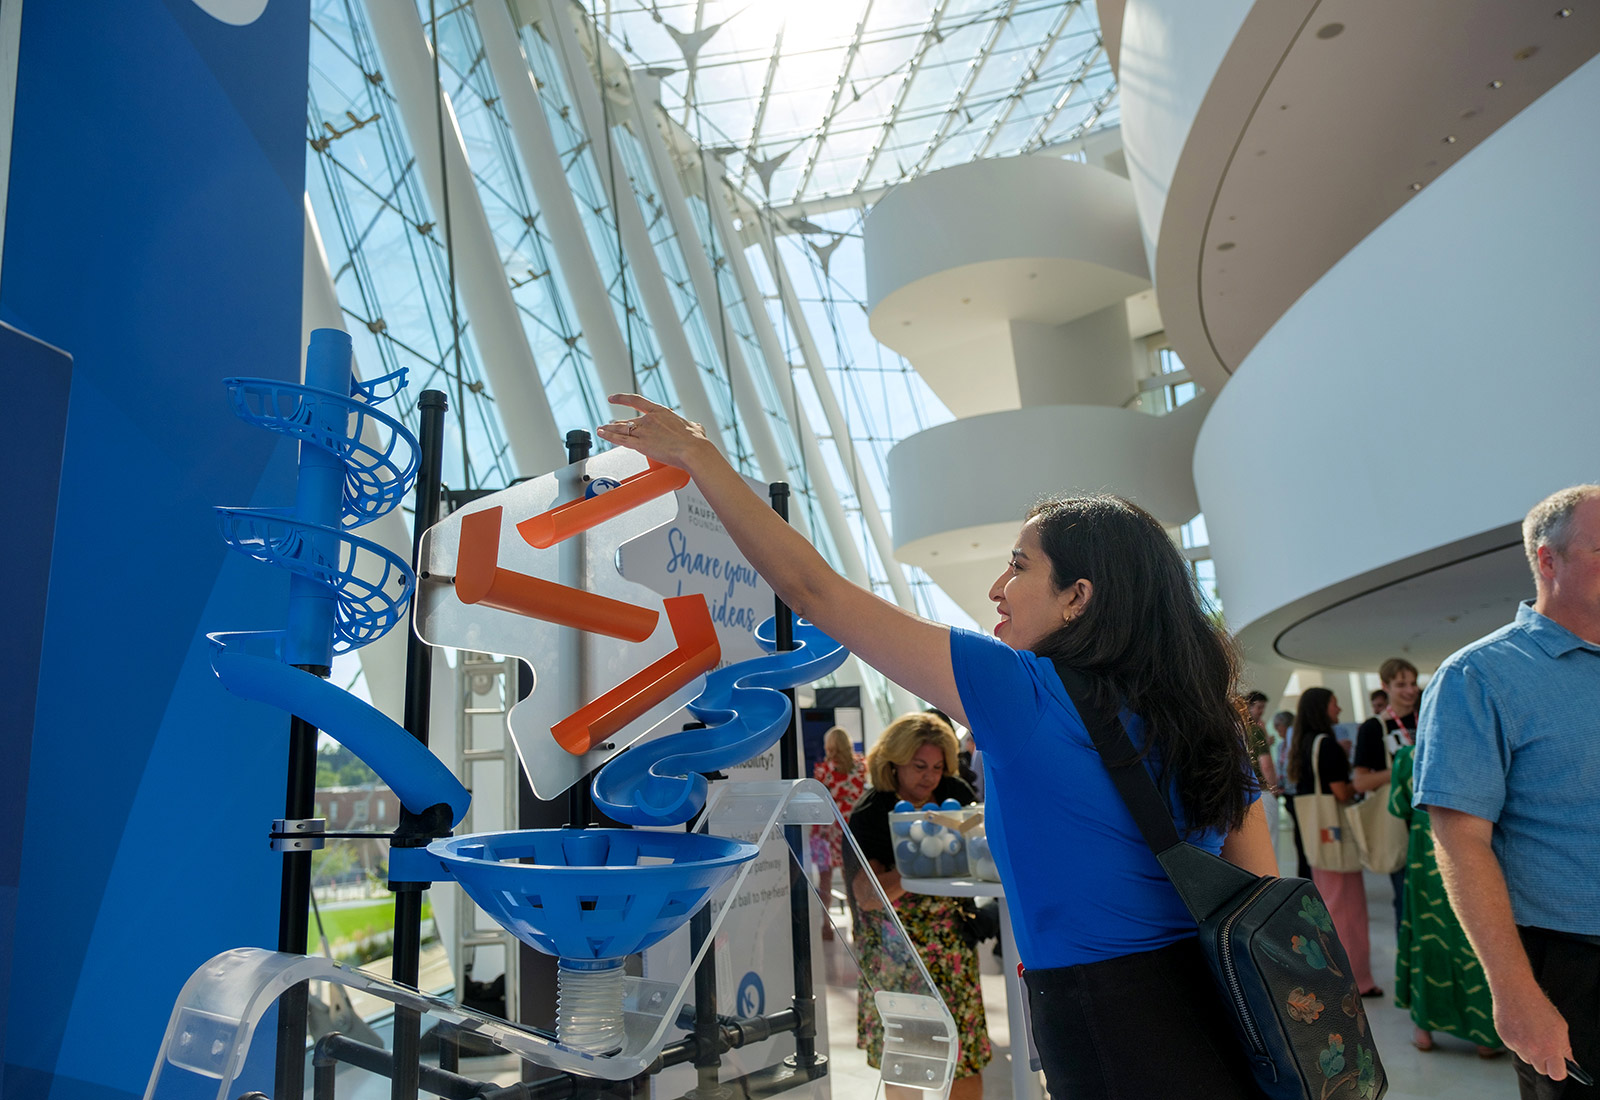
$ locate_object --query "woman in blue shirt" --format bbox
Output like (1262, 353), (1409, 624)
(598, 396), (1276, 1100)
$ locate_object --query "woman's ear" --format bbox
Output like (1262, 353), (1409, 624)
(1060, 578), (1093, 623)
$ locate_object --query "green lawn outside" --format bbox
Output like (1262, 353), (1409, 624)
(308, 897), (433, 956)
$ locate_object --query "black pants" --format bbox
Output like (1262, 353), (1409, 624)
(1281, 794), (1313, 880)
(1023, 938), (1262, 1100)
(1516, 926), (1600, 1100)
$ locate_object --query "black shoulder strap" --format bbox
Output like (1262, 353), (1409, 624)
(1052, 659), (1260, 922)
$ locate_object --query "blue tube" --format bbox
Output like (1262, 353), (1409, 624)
(210, 631), (469, 825)
(284, 329), (351, 668)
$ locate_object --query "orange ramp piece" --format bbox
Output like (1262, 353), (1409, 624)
(456, 506), (658, 642)
(551, 595), (721, 756)
(517, 460), (691, 549)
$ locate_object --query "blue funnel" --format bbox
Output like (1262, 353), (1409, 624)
(427, 829), (757, 960)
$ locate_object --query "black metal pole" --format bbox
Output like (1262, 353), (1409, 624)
(390, 390), (449, 1100)
(275, 705), (325, 1099)
(689, 904), (721, 1096)
(563, 429), (596, 830)
(768, 484), (818, 1071)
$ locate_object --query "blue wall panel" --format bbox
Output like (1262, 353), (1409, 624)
(0, 2), (310, 1096)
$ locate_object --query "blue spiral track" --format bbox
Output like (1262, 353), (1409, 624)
(207, 329), (468, 826)
(591, 616), (848, 826)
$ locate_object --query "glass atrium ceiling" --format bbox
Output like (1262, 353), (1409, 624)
(590, 0), (1119, 209)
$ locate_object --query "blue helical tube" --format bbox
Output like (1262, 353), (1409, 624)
(591, 616), (848, 826)
(208, 328), (469, 826)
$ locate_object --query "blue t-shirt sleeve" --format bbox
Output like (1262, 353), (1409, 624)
(1413, 660), (1508, 822)
(949, 627), (1050, 766)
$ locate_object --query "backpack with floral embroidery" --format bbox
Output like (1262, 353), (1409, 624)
(1056, 662), (1387, 1100)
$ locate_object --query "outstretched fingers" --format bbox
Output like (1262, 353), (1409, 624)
(608, 392), (664, 415)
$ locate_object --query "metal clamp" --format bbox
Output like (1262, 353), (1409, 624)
(270, 817), (327, 852)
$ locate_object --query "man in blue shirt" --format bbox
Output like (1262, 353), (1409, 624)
(1415, 485), (1600, 1097)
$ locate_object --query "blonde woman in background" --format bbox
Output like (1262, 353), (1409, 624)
(847, 713), (988, 1100)
(811, 725), (866, 935)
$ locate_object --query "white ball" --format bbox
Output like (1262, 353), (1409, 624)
(920, 835), (945, 858)
(909, 821), (926, 841)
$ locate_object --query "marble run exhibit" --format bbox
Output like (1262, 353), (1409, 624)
(143, 330), (958, 1100)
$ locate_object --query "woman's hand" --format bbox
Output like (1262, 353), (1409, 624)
(595, 393), (714, 470)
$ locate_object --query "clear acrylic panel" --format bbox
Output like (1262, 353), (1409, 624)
(145, 779), (956, 1099)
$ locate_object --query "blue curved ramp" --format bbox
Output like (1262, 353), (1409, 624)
(591, 617), (847, 826)
(210, 631), (470, 826)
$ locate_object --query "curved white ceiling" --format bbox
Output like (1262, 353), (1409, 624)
(1153, 0), (1600, 392)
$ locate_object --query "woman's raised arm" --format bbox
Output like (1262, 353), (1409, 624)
(596, 394), (967, 726)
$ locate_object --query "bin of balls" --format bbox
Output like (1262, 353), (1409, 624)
(966, 823), (1001, 882)
(890, 799), (983, 879)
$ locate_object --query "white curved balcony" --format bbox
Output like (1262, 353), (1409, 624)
(1193, 54), (1600, 670)
(864, 156), (1150, 417)
(1119, 0), (1600, 392)
(887, 397), (1211, 625)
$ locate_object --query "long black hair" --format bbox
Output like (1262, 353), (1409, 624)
(1027, 495), (1253, 834)
(1288, 687), (1336, 789)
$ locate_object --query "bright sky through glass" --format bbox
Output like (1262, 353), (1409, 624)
(591, 0), (1119, 209)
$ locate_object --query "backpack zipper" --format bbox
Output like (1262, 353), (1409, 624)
(1218, 881), (1275, 1058)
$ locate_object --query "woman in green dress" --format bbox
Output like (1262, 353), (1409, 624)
(1389, 743), (1504, 1055)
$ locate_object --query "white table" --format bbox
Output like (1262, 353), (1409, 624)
(900, 877), (1044, 1100)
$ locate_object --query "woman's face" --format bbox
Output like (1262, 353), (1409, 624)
(895, 742), (947, 806)
(989, 519), (1078, 650)
(1326, 694), (1342, 722)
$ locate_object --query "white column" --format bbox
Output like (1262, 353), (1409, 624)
(700, 171), (919, 714)
(474, 0), (632, 405)
(530, 0), (728, 446)
(620, 73), (790, 485)
(362, 0), (563, 475)
(761, 230), (922, 616)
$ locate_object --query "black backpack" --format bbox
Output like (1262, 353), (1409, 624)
(1054, 662), (1388, 1100)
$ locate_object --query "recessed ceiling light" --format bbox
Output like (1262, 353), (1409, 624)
(970, 542), (980, 549)
(1488, 79), (1504, 89)
(1556, 7), (1572, 17)
(902, 320), (911, 326)
(1216, 242), (1236, 251)
(1409, 182), (1423, 192)
(1461, 107), (1482, 119)
(1513, 46), (1539, 61)
(1443, 134), (1458, 143)
(1316, 22), (1344, 38)
(961, 297), (971, 304)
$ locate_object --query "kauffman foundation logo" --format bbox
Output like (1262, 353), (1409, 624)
(191, 0), (269, 25)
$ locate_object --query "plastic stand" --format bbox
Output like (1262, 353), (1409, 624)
(144, 780), (958, 1098)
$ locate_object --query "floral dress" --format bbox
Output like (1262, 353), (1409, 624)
(809, 756), (865, 871)
(854, 893), (992, 1077)
(847, 783), (991, 1079)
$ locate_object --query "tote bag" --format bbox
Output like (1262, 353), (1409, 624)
(1294, 735), (1364, 873)
(1346, 733), (1407, 874)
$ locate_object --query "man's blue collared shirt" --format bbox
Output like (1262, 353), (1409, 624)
(1414, 601), (1600, 934)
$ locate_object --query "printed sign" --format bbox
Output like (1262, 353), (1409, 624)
(620, 477), (832, 1098)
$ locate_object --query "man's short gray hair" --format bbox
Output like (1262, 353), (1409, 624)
(1522, 484), (1600, 577)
